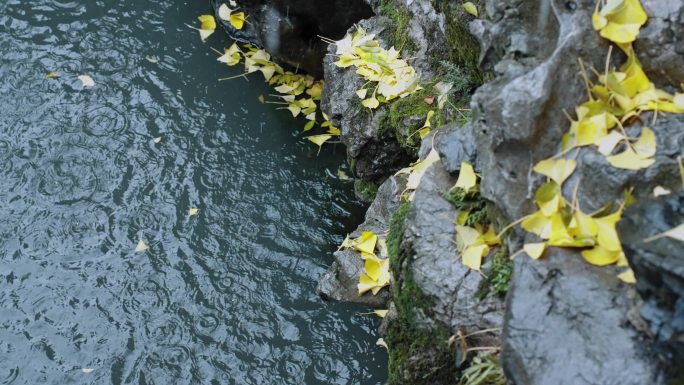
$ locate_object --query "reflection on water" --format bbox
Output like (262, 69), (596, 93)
(0, 0), (386, 383)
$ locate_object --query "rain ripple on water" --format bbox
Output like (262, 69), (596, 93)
(0, 0), (386, 384)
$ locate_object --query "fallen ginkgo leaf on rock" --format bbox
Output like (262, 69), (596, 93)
(196, 14), (216, 41)
(463, 2), (478, 17)
(374, 309), (388, 318)
(523, 242), (546, 260)
(617, 268), (636, 283)
(454, 161), (477, 190)
(188, 208), (199, 216)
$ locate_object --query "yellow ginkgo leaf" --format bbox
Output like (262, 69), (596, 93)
(404, 149), (440, 192)
(597, 131), (625, 155)
(197, 14), (216, 41)
(463, 2), (478, 17)
(198, 14), (216, 30)
(287, 105), (301, 117)
(454, 161), (477, 190)
(617, 268), (636, 283)
(217, 4), (232, 21)
(356, 89), (368, 99)
(523, 242), (546, 260)
(455, 225), (481, 251)
(462, 244), (488, 271)
(361, 97), (380, 109)
(354, 231), (378, 255)
(594, 210), (623, 252)
(644, 223), (684, 243)
(674, 93), (684, 110)
(364, 258), (383, 281)
(374, 309), (388, 318)
(481, 226), (500, 246)
(306, 134), (333, 153)
(633, 127), (656, 159)
(46, 72), (60, 78)
(188, 208), (199, 216)
(606, 146), (655, 170)
(358, 273), (378, 294)
(456, 210), (470, 226)
(229, 12), (246, 30)
(534, 181), (563, 216)
(533, 158), (576, 185)
(581, 245), (621, 266)
(600, 22), (642, 44)
(521, 211), (553, 239)
(135, 239), (148, 252)
(376, 338), (389, 350)
(217, 43), (242, 66)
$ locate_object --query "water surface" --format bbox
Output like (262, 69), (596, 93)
(0, 0), (387, 383)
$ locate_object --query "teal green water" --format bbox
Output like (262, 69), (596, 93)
(0, 0), (387, 383)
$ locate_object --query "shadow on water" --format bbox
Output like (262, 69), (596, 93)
(0, 0), (387, 383)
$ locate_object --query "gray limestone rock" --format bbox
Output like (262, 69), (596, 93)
(320, 0), (454, 184)
(317, 175), (406, 307)
(435, 122), (477, 174)
(619, 192), (684, 373)
(502, 249), (664, 385)
(403, 161), (504, 334)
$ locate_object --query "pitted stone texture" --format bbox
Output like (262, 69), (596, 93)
(502, 249), (664, 385)
(402, 161), (504, 334)
(435, 122), (477, 174)
(619, 192), (684, 372)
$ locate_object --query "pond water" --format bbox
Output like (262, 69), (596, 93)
(0, 0), (387, 383)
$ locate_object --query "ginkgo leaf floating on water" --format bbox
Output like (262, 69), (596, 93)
(135, 239), (148, 252)
(78, 75), (95, 87)
(196, 14), (216, 41)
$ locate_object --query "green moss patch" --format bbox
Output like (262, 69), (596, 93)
(385, 202), (458, 384)
(354, 179), (379, 201)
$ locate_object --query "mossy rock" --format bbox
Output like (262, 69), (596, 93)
(385, 202), (459, 384)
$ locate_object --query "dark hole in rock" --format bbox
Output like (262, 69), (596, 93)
(214, 0), (375, 78)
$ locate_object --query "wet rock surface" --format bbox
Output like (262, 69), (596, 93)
(502, 248), (663, 385)
(619, 192), (684, 373)
(320, 0), (459, 184)
(402, 161), (504, 335)
(222, 0), (684, 382)
(317, 175), (406, 307)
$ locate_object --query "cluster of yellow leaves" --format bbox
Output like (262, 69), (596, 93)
(395, 149), (441, 201)
(521, 158), (630, 267)
(193, 4), (246, 41)
(340, 232), (390, 295)
(451, 162), (501, 270)
(211, 41), (340, 151)
(333, 27), (421, 109)
(517, 0), (684, 284)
